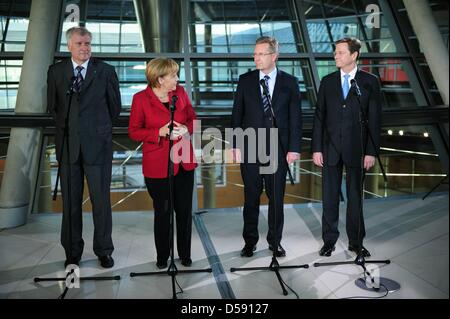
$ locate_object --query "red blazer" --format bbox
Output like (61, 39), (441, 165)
(128, 85), (197, 178)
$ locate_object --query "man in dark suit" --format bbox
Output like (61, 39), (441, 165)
(312, 38), (381, 257)
(47, 27), (122, 268)
(231, 36), (302, 258)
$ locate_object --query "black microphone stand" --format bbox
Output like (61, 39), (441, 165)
(130, 95), (212, 299)
(230, 79), (309, 296)
(314, 79), (390, 290)
(34, 76), (120, 299)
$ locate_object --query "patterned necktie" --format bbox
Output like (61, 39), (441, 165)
(262, 75), (271, 113)
(74, 65), (84, 92)
(342, 73), (350, 99)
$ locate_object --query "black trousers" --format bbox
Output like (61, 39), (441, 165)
(145, 167), (194, 263)
(240, 161), (288, 247)
(322, 158), (366, 247)
(60, 149), (114, 259)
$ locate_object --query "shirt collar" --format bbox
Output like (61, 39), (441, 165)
(259, 67), (278, 81)
(71, 58), (89, 71)
(340, 65), (358, 79)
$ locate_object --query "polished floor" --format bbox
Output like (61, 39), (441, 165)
(0, 192), (448, 299)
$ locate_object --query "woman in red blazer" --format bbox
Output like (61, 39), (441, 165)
(128, 58), (197, 269)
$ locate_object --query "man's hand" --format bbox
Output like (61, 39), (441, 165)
(286, 152), (300, 165)
(364, 155), (376, 170)
(313, 152), (323, 167)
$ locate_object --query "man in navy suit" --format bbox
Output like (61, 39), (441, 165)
(231, 36), (302, 257)
(47, 27), (122, 268)
(312, 38), (381, 257)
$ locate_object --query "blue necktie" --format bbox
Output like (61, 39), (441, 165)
(74, 65), (84, 92)
(342, 73), (350, 99)
(262, 75), (271, 113)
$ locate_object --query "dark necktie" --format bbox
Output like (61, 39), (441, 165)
(74, 65), (84, 92)
(261, 75), (271, 113)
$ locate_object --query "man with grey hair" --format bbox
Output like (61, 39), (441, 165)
(231, 36), (302, 258)
(47, 27), (122, 269)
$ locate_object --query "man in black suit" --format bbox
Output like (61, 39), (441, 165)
(231, 36), (302, 257)
(47, 27), (122, 268)
(312, 38), (381, 257)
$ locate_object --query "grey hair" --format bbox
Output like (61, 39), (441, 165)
(66, 27), (92, 42)
(255, 36), (279, 54)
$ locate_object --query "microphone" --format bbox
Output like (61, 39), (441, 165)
(350, 79), (362, 97)
(66, 76), (77, 95)
(171, 95), (178, 112)
(259, 78), (270, 96)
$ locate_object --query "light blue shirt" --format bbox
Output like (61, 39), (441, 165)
(71, 59), (89, 79)
(259, 67), (277, 98)
(340, 66), (358, 89)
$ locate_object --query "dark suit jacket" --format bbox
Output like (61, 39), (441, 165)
(47, 58), (122, 165)
(231, 69), (302, 163)
(311, 69), (381, 167)
(128, 85), (197, 178)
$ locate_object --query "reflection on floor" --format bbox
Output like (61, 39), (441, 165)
(0, 193), (448, 299)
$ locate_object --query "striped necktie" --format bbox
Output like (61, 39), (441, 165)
(262, 75), (271, 113)
(74, 65), (84, 92)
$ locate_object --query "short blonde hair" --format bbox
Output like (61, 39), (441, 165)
(146, 58), (180, 88)
(255, 36), (279, 54)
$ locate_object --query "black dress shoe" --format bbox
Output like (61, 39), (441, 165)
(319, 244), (335, 257)
(181, 258), (192, 267)
(156, 260), (167, 269)
(268, 244), (286, 257)
(348, 245), (371, 257)
(240, 244), (256, 257)
(64, 257), (80, 268)
(98, 255), (114, 268)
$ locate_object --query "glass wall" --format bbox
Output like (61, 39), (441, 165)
(0, 0), (448, 212)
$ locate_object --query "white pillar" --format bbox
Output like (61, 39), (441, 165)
(0, 0), (62, 228)
(403, 0), (449, 105)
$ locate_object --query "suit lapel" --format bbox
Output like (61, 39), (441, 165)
(334, 71), (346, 103)
(145, 86), (170, 114)
(253, 71), (263, 111)
(271, 69), (282, 108)
(64, 59), (74, 84)
(81, 59), (97, 92)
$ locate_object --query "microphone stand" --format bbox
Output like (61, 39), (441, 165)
(230, 79), (309, 296)
(34, 76), (120, 299)
(314, 79), (390, 290)
(130, 95), (212, 299)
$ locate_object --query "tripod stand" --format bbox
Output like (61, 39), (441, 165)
(313, 79), (390, 289)
(129, 95), (212, 299)
(34, 75), (120, 299)
(230, 79), (309, 296)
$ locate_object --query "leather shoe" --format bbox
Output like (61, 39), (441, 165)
(64, 257), (80, 268)
(319, 244), (335, 257)
(268, 244), (286, 257)
(348, 245), (371, 257)
(98, 255), (114, 268)
(240, 244), (256, 257)
(156, 260), (167, 269)
(181, 258), (192, 267)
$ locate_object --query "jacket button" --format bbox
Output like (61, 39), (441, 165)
(342, 104), (346, 108)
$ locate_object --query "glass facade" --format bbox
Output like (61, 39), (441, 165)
(0, 0), (448, 213)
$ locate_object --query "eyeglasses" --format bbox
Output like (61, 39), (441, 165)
(252, 52), (275, 58)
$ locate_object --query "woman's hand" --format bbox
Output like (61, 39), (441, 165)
(171, 121), (188, 139)
(159, 121), (171, 137)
